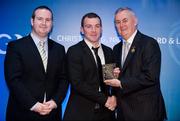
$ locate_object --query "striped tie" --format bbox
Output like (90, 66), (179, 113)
(38, 41), (47, 71)
(122, 41), (130, 67)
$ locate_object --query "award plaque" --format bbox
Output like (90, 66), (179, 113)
(102, 63), (116, 81)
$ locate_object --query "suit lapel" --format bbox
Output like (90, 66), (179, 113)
(81, 41), (97, 68)
(102, 44), (111, 64)
(27, 35), (46, 74)
(46, 39), (54, 74)
(102, 44), (107, 64)
(115, 42), (123, 70)
(122, 31), (141, 71)
(119, 42), (123, 69)
(122, 44), (136, 70)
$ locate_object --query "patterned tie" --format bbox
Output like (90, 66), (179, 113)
(122, 41), (130, 67)
(38, 41), (47, 71)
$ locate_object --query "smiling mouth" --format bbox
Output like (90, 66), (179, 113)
(121, 28), (127, 31)
(40, 27), (47, 29)
(90, 35), (98, 37)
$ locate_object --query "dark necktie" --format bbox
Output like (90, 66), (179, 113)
(92, 47), (105, 92)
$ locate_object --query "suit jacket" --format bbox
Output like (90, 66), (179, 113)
(4, 35), (68, 121)
(113, 31), (167, 120)
(63, 40), (115, 120)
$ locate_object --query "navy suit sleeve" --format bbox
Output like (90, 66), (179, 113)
(4, 42), (37, 110)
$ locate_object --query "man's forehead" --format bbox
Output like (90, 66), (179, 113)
(116, 10), (134, 19)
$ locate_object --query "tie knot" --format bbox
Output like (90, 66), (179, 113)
(92, 47), (99, 55)
(39, 41), (45, 47)
(124, 41), (128, 45)
(123, 41), (130, 50)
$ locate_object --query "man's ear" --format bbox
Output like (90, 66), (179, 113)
(31, 18), (34, 26)
(80, 27), (84, 34)
(134, 16), (138, 27)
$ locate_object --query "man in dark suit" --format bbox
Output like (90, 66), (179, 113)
(4, 6), (68, 121)
(104, 7), (167, 120)
(63, 13), (117, 120)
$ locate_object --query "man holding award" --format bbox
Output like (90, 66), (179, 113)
(64, 12), (117, 120)
(104, 7), (167, 121)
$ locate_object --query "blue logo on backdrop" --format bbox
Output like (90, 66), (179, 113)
(0, 34), (22, 55)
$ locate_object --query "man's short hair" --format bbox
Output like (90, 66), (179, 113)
(81, 12), (102, 27)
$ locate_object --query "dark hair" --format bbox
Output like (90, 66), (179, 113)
(31, 5), (53, 20)
(81, 12), (102, 27)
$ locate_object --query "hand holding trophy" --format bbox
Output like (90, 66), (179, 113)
(103, 63), (121, 88)
(102, 63), (119, 81)
(102, 63), (119, 110)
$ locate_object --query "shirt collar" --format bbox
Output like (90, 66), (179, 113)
(84, 38), (102, 50)
(123, 30), (137, 44)
(31, 32), (48, 46)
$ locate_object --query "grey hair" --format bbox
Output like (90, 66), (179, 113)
(114, 7), (136, 17)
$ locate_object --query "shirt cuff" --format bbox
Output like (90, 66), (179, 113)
(30, 102), (39, 111)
